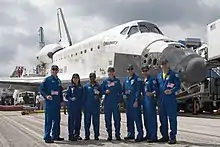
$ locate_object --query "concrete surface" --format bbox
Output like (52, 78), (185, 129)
(0, 111), (220, 147)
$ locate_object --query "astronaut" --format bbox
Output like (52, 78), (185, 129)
(101, 67), (122, 141)
(83, 72), (101, 140)
(141, 65), (158, 143)
(40, 65), (64, 143)
(66, 73), (83, 141)
(156, 59), (180, 144)
(123, 64), (143, 142)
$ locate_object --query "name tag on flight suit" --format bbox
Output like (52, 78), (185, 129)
(51, 90), (59, 95)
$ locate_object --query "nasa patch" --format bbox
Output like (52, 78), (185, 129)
(153, 80), (156, 84)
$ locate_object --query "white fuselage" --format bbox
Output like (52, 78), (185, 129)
(38, 20), (180, 81)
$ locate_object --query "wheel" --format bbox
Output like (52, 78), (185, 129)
(100, 107), (104, 114)
(184, 101), (201, 113)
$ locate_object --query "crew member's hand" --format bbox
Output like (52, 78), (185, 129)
(106, 90), (110, 94)
(164, 89), (172, 95)
(133, 101), (138, 108)
(46, 95), (52, 100)
(146, 92), (153, 97)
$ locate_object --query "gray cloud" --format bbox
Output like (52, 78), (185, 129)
(57, 0), (220, 28)
(0, 0), (47, 76)
(0, 0), (220, 77)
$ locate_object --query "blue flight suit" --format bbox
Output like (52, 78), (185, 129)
(156, 69), (180, 140)
(66, 83), (83, 139)
(123, 73), (143, 139)
(101, 77), (122, 138)
(141, 76), (157, 141)
(83, 82), (101, 138)
(40, 75), (63, 141)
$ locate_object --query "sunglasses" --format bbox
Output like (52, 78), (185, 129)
(52, 68), (58, 71)
(127, 68), (133, 70)
(142, 70), (148, 72)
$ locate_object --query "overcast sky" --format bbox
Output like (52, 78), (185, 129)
(0, 0), (220, 77)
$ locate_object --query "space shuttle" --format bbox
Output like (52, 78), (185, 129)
(0, 8), (207, 93)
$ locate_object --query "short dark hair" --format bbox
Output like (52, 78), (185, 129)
(127, 64), (134, 70)
(141, 65), (149, 71)
(89, 72), (96, 78)
(51, 65), (59, 70)
(107, 67), (115, 72)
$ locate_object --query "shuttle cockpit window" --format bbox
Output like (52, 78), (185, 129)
(138, 22), (163, 35)
(128, 26), (139, 36)
(120, 26), (129, 35)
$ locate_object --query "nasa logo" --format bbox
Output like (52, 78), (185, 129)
(103, 41), (118, 46)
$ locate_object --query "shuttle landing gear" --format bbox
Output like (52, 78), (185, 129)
(183, 97), (203, 114)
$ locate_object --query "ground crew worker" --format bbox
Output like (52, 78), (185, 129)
(156, 59), (180, 144)
(83, 73), (101, 140)
(123, 64), (143, 142)
(141, 65), (158, 143)
(101, 67), (122, 141)
(40, 65), (64, 143)
(66, 73), (83, 141)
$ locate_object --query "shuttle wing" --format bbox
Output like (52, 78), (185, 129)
(0, 77), (45, 92)
(0, 76), (106, 92)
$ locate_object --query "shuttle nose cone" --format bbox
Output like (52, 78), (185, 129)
(185, 57), (206, 84)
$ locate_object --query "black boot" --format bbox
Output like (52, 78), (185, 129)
(147, 139), (157, 143)
(53, 137), (64, 141)
(135, 137), (143, 142)
(69, 136), (77, 141)
(45, 140), (54, 143)
(124, 134), (135, 140)
(94, 136), (99, 140)
(107, 136), (112, 141)
(84, 136), (90, 140)
(158, 137), (169, 142)
(116, 136), (121, 141)
(168, 139), (177, 144)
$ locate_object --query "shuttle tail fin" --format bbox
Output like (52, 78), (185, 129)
(38, 27), (45, 49)
(57, 8), (72, 47)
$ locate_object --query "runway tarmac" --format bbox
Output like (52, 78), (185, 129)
(0, 111), (220, 147)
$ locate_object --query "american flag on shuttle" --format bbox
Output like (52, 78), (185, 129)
(167, 83), (175, 88)
(108, 82), (115, 87)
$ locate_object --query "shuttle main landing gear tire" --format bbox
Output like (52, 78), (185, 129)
(184, 98), (202, 114)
